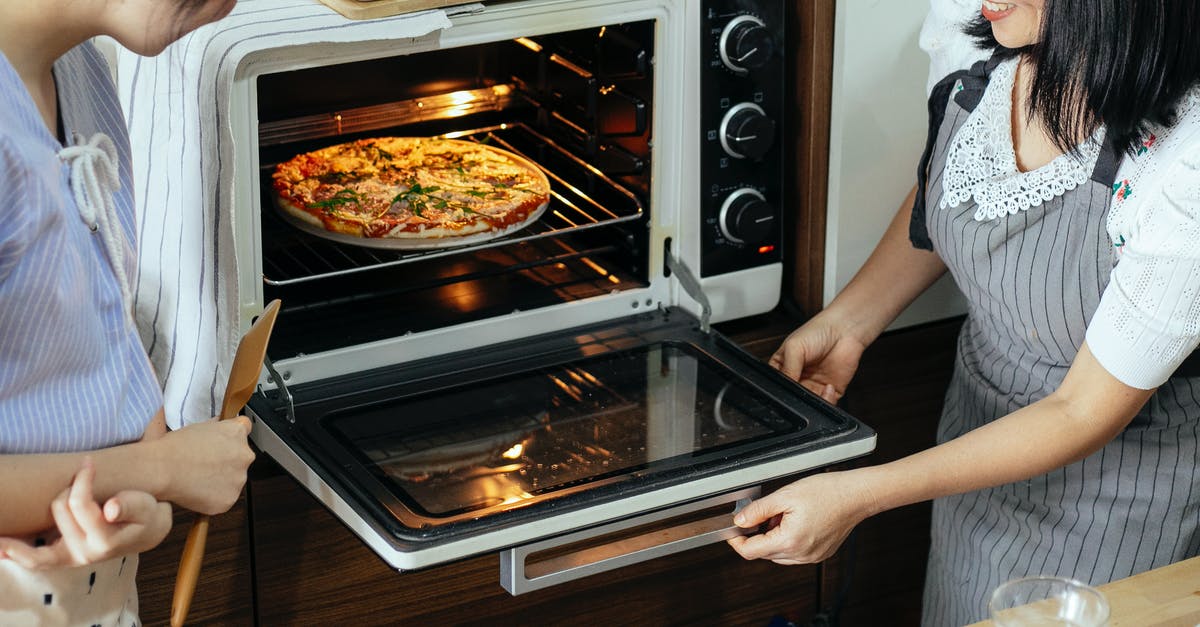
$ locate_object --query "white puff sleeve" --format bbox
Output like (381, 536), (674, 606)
(1087, 135), (1200, 389)
(920, 0), (988, 94)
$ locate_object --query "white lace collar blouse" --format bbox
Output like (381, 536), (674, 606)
(938, 57), (1107, 222)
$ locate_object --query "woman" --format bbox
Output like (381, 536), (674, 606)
(0, 1), (253, 624)
(729, 0), (1200, 624)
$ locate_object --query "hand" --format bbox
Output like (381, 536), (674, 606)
(768, 316), (867, 404)
(727, 471), (878, 565)
(0, 458), (172, 569)
(153, 415), (255, 515)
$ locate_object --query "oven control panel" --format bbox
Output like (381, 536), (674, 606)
(700, 0), (785, 277)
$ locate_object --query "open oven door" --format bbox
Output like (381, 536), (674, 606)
(248, 306), (875, 593)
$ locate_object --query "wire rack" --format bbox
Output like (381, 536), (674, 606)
(259, 123), (645, 287)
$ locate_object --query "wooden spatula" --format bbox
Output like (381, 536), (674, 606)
(170, 299), (281, 627)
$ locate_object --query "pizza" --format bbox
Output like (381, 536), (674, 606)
(271, 137), (552, 243)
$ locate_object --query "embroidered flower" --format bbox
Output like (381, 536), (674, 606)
(939, 59), (1105, 221)
(1136, 134), (1157, 156)
(1114, 234), (1126, 248)
(1112, 179), (1133, 200)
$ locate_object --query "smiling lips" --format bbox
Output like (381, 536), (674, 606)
(981, 0), (1017, 21)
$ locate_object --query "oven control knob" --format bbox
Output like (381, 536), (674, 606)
(719, 15), (774, 74)
(719, 103), (776, 161)
(719, 188), (775, 245)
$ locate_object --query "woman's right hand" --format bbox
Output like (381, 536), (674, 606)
(151, 416), (255, 516)
(769, 315), (867, 404)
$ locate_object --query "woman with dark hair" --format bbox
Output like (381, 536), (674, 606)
(0, 1), (251, 624)
(729, 0), (1200, 623)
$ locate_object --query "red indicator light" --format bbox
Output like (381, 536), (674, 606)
(757, 245), (776, 254)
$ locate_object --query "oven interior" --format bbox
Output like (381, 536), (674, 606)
(255, 20), (655, 359)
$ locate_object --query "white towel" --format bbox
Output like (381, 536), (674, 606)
(116, 0), (482, 427)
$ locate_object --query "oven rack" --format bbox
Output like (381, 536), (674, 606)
(260, 123), (645, 287)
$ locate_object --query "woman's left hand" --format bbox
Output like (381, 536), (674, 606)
(0, 457), (172, 569)
(727, 471), (879, 565)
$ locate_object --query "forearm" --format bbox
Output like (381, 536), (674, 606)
(821, 185), (948, 346)
(0, 441), (168, 536)
(0, 429), (171, 537)
(852, 346), (1151, 517)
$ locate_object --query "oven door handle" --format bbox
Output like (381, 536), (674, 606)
(499, 487), (760, 595)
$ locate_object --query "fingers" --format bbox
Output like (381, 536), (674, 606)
(231, 414), (252, 434)
(0, 538), (68, 570)
(728, 495), (794, 561)
(51, 460), (101, 560)
(66, 458), (104, 529)
(103, 490), (161, 524)
(779, 344), (806, 381)
(727, 522), (789, 561)
(821, 383), (839, 404)
(733, 493), (785, 529)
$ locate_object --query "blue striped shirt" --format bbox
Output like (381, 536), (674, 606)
(0, 42), (162, 454)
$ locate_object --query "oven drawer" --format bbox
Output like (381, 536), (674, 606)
(248, 307), (874, 584)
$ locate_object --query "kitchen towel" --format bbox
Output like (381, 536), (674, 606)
(115, 0), (483, 427)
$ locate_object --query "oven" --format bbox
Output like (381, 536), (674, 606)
(221, 0), (875, 594)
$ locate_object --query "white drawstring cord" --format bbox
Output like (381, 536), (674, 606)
(59, 133), (133, 315)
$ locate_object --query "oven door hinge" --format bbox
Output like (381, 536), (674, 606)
(262, 356), (296, 424)
(664, 253), (712, 334)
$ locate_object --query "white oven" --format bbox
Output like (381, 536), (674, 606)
(148, 0), (875, 594)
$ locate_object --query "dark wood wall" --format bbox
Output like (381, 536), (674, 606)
(786, 0), (836, 316)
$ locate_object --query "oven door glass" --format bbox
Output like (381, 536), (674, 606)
(248, 307), (874, 567)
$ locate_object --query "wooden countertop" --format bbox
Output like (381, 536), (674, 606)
(969, 556), (1200, 626)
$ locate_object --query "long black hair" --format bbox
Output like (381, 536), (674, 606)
(965, 0), (1200, 156)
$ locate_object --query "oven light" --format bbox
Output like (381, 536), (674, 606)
(757, 245), (776, 254)
(598, 26), (607, 38)
(515, 37), (542, 52)
(501, 443), (524, 460)
(448, 90), (476, 105)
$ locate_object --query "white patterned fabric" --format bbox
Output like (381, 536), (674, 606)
(938, 59), (1106, 221)
(1087, 89), (1200, 389)
(919, 0), (987, 94)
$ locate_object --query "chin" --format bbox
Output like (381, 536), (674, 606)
(120, 40), (173, 58)
(990, 28), (1036, 49)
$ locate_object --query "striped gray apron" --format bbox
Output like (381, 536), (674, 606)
(913, 60), (1200, 626)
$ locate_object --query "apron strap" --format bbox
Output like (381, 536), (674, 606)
(910, 55), (1002, 250)
(1089, 133), (1124, 185)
